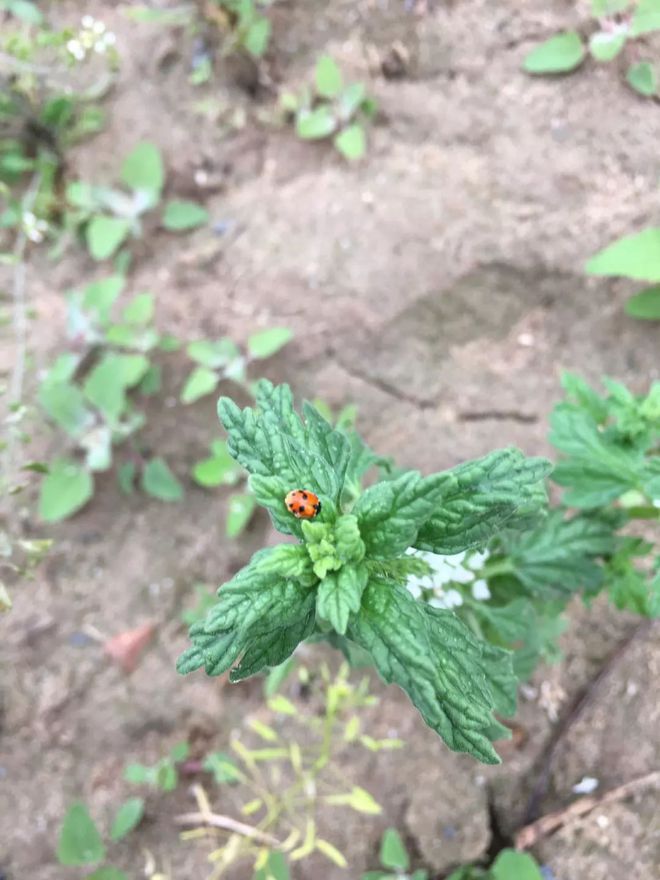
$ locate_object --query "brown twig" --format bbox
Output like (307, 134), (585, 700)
(523, 619), (654, 825)
(516, 770), (660, 849)
(174, 811), (281, 846)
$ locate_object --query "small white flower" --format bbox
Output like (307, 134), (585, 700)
(92, 20), (106, 35)
(94, 42), (107, 54)
(444, 552), (466, 565)
(572, 776), (599, 795)
(467, 549), (490, 570)
(81, 14), (94, 28)
(472, 579), (491, 601)
(104, 31), (117, 46)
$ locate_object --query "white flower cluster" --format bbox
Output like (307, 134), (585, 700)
(66, 16), (116, 62)
(22, 211), (48, 243)
(405, 548), (491, 609)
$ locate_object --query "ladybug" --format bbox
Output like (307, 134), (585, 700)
(285, 489), (321, 519)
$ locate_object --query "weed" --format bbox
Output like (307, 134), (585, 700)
(446, 849), (545, 880)
(125, 741), (190, 792)
(281, 56), (377, 161)
(586, 225), (660, 320)
(362, 827), (428, 880)
(65, 141), (208, 261)
(178, 380), (552, 765)
(522, 1), (660, 97)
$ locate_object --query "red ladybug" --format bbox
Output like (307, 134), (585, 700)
(285, 489), (322, 519)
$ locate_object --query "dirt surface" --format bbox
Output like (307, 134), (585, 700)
(2, 1), (660, 878)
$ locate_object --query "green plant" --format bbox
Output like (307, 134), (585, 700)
(586, 225), (660, 319)
(124, 741), (190, 791)
(362, 828), (427, 880)
(56, 795), (145, 878)
(446, 849), (545, 880)
(522, 0), (660, 97)
(281, 56), (377, 161)
(36, 273), (184, 520)
(210, 0), (273, 59)
(405, 373), (660, 679)
(66, 141), (208, 260)
(178, 380), (552, 764)
(171, 663), (402, 878)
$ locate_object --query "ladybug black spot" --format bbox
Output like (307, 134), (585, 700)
(302, 492), (308, 499)
(298, 506), (306, 513)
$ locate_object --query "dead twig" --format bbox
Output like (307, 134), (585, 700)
(516, 770), (660, 850)
(174, 811), (281, 846)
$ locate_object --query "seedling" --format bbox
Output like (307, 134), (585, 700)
(66, 141), (209, 260)
(586, 225), (660, 319)
(522, 0), (660, 98)
(446, 849), (545, 880)
(281, 56), (377, 161)
(56, 796), (145, 879)
(36, 273), (185, 520)
(124, 741), (190, 791)
(174, 663), (402, 878)
(362, 828), (428, 880)
(208, 0), (273, 60)
(178, 380), (552, 764)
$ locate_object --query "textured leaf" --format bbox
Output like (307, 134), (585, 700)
(219, 381), (350, 514)
(316, 563), (369, 634)
(501, 511), (614, 594)
(522, 32), (585, 74)
(380, 828), (409, 871)
(57, 803), (104, 866)
(162, 199), (209, 231)
(142, 457), (183, 501)
(39, 459), (93, 522)
(177, 549), (316, 679)
(354, 471), (447, 559)
(415, 449), (551, 554)
(585, 228), (660, 282)
(110, 797), (144, 841)
(348, 579), (516, 763)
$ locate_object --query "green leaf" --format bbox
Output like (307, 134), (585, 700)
(57, 803), (105, 866)
(316, 56), (343, 97)
(334, 124), (367, 161)
(39, 460), (94, 522)
(138, 363), (162, 395)
(203, 751), (242, 784)
(87, 868), (129, 880)
(625, 285), (660, 320)
(247, 327), (293, 359)
(6, 0), (43, 24)
(588, 31), (626, 62)
(120, 141), (164, 197)
(187, 338), (239, 368)
(522, 32), (586, 74)
(325, 786), (381, 815)
(110, 797), (144, 841)
(296, 106), (337, 140)
(118, 461), (136, 494)
(226, 492), (257, 537)
(177, 549), (316, 679)
(219, 381), (350, 514)
(123, 763), (152, 784)
(181, 366), (219, 404)
(626, 61), (658, 96)
(83, 354), (149, 422)
(348, 578), (516, 764)
(414, 449), (551, 555)
(339, 82), (367, 119)
(142, 458), (184, 501)
(585, 228), (660, 282)
(38, 381), (93, 437)
(123, 293), (154, 325)
(354, 471), (448, 559)
(254, 851), (291, 880)
(379, 828), (409, 871)
(244, 17), (271, 57)
(491, 849), (543, 880)
(316, 563), (369, 634)
(82, 275), (125, 321)
(631, 0), (660, 36)
(162, 199), (209, 231)
(193, 440), (243, 488)
(86, 216), (131, 260)
(501, 511), (614, 594)
(591, 0), (630, 14)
